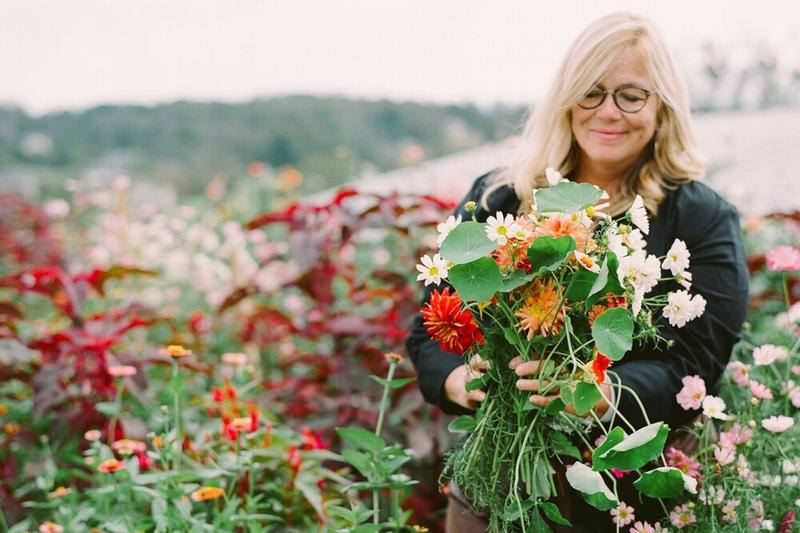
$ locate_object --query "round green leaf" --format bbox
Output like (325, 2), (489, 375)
(448, 257), (502, 302)
(527, 236), (576, 274)
(633, 467), (688, 498)
(534, 182), (603, 214)
(598, 422), (669, 471)
(565, 269), (599, 302)
(591, 426), (626, 471)
(439, 221), (497, 264)
(572, 382), (601, 416)
(591, 307), (633, 361)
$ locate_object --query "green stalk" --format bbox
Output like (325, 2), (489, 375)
(375, 360), (396, 438)
(171, 358), (181, 472)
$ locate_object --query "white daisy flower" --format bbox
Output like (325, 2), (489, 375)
(545, 167), (562, 186)
(676, 270), (693, 290)
(702, 395), (731, 420)
(618, 250), (661, 294)
(629, 195), (650, 235)
(485, 211), (522, 245)
(663, 290), (707, 327)
(631, 286), (645, 316)
(662, 239), (691, 276)
(436, 215), (462, 246)
(607, 228), (628, 258)
(416, 253), (448, 286)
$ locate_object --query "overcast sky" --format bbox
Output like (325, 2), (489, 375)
(2, 0), (798, 114)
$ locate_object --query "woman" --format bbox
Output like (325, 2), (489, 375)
(405, 11), (749, 532)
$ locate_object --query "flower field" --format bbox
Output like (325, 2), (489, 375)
(1, 173), (799, 532)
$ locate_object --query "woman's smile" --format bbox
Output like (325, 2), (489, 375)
(590, 128), (628, 141)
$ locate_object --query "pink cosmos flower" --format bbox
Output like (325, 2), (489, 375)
(791, 387), (800, 408)
(610, 502), (635, 527)
(766, 245), (800, 271)
(629, 521), (655, 533)
(727, 361), (750, 387)
(762, 415), (795, 433)
(721, 499), (739, 523)
(610, 468), (632, 479)
(670, 504), (697, 529)
(793, 365), (800, 376)
(676, 375), (706, 410)
(666, 447), (702, 479)
(749, 380), (774, 400)
(714, 444), (736, 465)
(749, 500), (765, 530)
(719, 423), (753, 447)
(736, 453), (750, 479)
(753, 344), (789, 365)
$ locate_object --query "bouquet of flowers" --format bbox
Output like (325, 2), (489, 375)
(415, 171), (707, 531)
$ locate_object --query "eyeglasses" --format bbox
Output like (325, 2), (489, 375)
(577, 86), (655, 113)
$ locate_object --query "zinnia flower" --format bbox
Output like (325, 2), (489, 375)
(416, 253), (449, 286)
(38, 522), (64, 533)
(160, 344), (192, 358)
(662, 239), (690, 275)
(676, 375), (706, 410)
(108, 364), (137, 377)
(112, 439), (147, 455)
(221, 352), (248, 367)
(190, 486), (225, 502)
(762, 415), (795, 433)
(610, 501), (635, 527)
(97, 458), (125, 473)
(48, 486), (71, 498)
(514, 279), (568, 339)
(421, 287), (484, 354)
(766, 245), (800, 271)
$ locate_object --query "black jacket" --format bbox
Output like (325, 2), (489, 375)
(405, 170), (749, 431)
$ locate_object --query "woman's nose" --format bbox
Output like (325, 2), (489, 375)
(595, 94), (622, 119)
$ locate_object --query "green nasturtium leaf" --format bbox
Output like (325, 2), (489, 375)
(633, 467), (697, 498)
(527, 236), (576, 274)
(591, 427), (626, 471)
(586, 253), (625, 306)
(565, 269), (599, 302)
(591, 307), (633, 361)
(572, 382), (602, 416)
(448, 257), (502, 302)
(539, 501), (571, 526)
(501, 269), (537, 293)
(565, 462), (619, 511)
(544, 398), (566, 415)
(448, 415), (477, 433)
(439, 221), (497, 264)
(551, 432), (582, 460)
(598, 422), (669, 471)
(534, 182), (603, 214)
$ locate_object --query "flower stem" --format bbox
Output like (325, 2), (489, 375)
(375, 361), (396, 438)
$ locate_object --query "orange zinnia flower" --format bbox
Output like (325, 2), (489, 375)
(112, 439), (147, 455)
(38, 522), (64, 533)
(97, 458), (125, 473)
(421, 287), (484, 355)
(160, 344), (192, 358)
(534, 214), (595, 251)
(190, 486), (225, 502)
(514, 279), (567, 339)
(48, 486), (71, 498)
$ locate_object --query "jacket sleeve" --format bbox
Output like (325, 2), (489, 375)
(610, 189), (749, 430)
(405, 173), (495, 415)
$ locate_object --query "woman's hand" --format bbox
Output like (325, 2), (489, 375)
(508, 356), (612, 419)
(444, 355), (490, 411)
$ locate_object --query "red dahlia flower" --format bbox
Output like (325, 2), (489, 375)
(421, 287), (484, 355)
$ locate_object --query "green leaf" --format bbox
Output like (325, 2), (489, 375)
(598, 422), (669, 471)
(341, 449), (372, 477)
(565, 269), (599, 301)
(527, 236), (576, 274)
(535, 181), (603, 214)
(501, 269), (537, 293)
(448, 415), (477, 433)
(633, 467), (695, 498)
(465, 373), (489, 392)
(94, 401), (120, 417)
(559, 385), (574, 407)
(591, 307), (633, 361)
(369, 375), (417, 389)
(572, 382), (601, 416)
(544, 397), (566, 415)
(502, 499), (535, 521)
(591, 427), (626, 471)
(586, 253), (625, 306)
(550, 432), (582, 460)
(352, 525), (383, 533)
(439, 221), (497, 264)
(152, 497), (167, 533)
(336, 427), (385, 453)
(448, 257), (503, 302)
(539, 501), (571, 526)
(564, 462), (618, 511)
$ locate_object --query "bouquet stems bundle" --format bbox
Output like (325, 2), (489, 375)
(416, 175), (706, 531)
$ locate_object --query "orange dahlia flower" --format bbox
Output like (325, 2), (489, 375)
(534, 214), (595, 251)
(514, 279), (567, 339)
(421, 287), (484, 354)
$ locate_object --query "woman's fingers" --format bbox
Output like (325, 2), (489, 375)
(467, 389), (486, 403)
(513, 360), (541, 376)
(508, 356), (523, 369)
(516, 379), (559, 394)
(529, 394), (559, 407)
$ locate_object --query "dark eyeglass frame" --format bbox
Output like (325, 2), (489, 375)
(577, 86), (656, 114)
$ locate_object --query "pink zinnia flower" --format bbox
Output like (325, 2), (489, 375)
(766, 245), (800, 272)
(676, 375), (706, 410)
(727, 361), (750, 387)
(719, 423), (753, 447)
(610, 501), (635, 527)
(762, 415), (795, 433)
(670, 504), (697, 529)
(753, 344), (789, 365)
(749, 380), (774, 400)
(666, 447), (702, 479)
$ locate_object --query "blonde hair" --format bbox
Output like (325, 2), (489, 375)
(484, 12), (704, 217)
